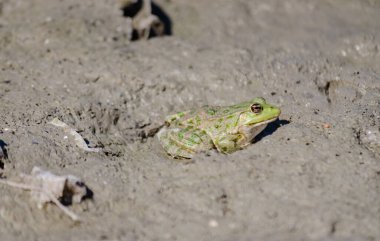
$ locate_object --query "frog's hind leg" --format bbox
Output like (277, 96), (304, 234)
(157, 127), (194, 159)
(157, 127), (213, 159)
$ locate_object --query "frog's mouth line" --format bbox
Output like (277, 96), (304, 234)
(249, 117), (278, 127)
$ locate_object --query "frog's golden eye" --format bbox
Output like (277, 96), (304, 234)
(250, 103), (263, 114)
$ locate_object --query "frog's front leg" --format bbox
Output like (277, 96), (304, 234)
(213, 133), (245, 154)
(157, 127), (213, 159)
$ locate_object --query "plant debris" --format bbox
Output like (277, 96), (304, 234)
(121, 0), (165, 40)
(49, 118), (102, 153)
(0, 167), (92, 221)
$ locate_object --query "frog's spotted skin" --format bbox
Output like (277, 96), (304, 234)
(157, 97), (281, 159)
(157, 127), (213, 158)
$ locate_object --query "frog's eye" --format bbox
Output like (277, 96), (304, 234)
(250, 103), (263, 114)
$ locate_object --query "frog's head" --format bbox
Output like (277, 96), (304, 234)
(237, 97), (281, 140)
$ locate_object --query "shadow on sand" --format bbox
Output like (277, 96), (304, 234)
(254, 119), (290, 143)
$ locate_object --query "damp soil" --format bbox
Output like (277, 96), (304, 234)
(0, 0), (380, 240)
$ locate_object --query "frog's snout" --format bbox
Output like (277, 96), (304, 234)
(268, 106), (281, 117)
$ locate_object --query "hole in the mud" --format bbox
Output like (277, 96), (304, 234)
(254, 119), (290, 143)
(104, 150), (123, 157)
(0, 140), (8, 169)
(136, 123), (165, 143)
(316, 80), (332, 103)
(122, 0), (172, 41)
(324, 81), (331, 103)
(83, 138), (90, 145)
(330, 221), (338, 234)
(151, 2), (172, 35)
(122, 0), (143, 17)
(60, 182), (94, 206)
(82, 186), (94, 201)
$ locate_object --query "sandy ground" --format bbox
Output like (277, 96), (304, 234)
(1, 0), (380, 240)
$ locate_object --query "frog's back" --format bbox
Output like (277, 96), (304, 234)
(166, 102), (249, 130)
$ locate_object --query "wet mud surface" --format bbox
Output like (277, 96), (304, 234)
(0, 0), (380, 240)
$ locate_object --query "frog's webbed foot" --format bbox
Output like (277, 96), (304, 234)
(157, 127), (212, 159)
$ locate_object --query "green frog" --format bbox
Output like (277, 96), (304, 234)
(157, 97), (281, 159)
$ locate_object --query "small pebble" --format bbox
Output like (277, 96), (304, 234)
(208, 219), (218, 228)
(323, 123), (331, 129)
